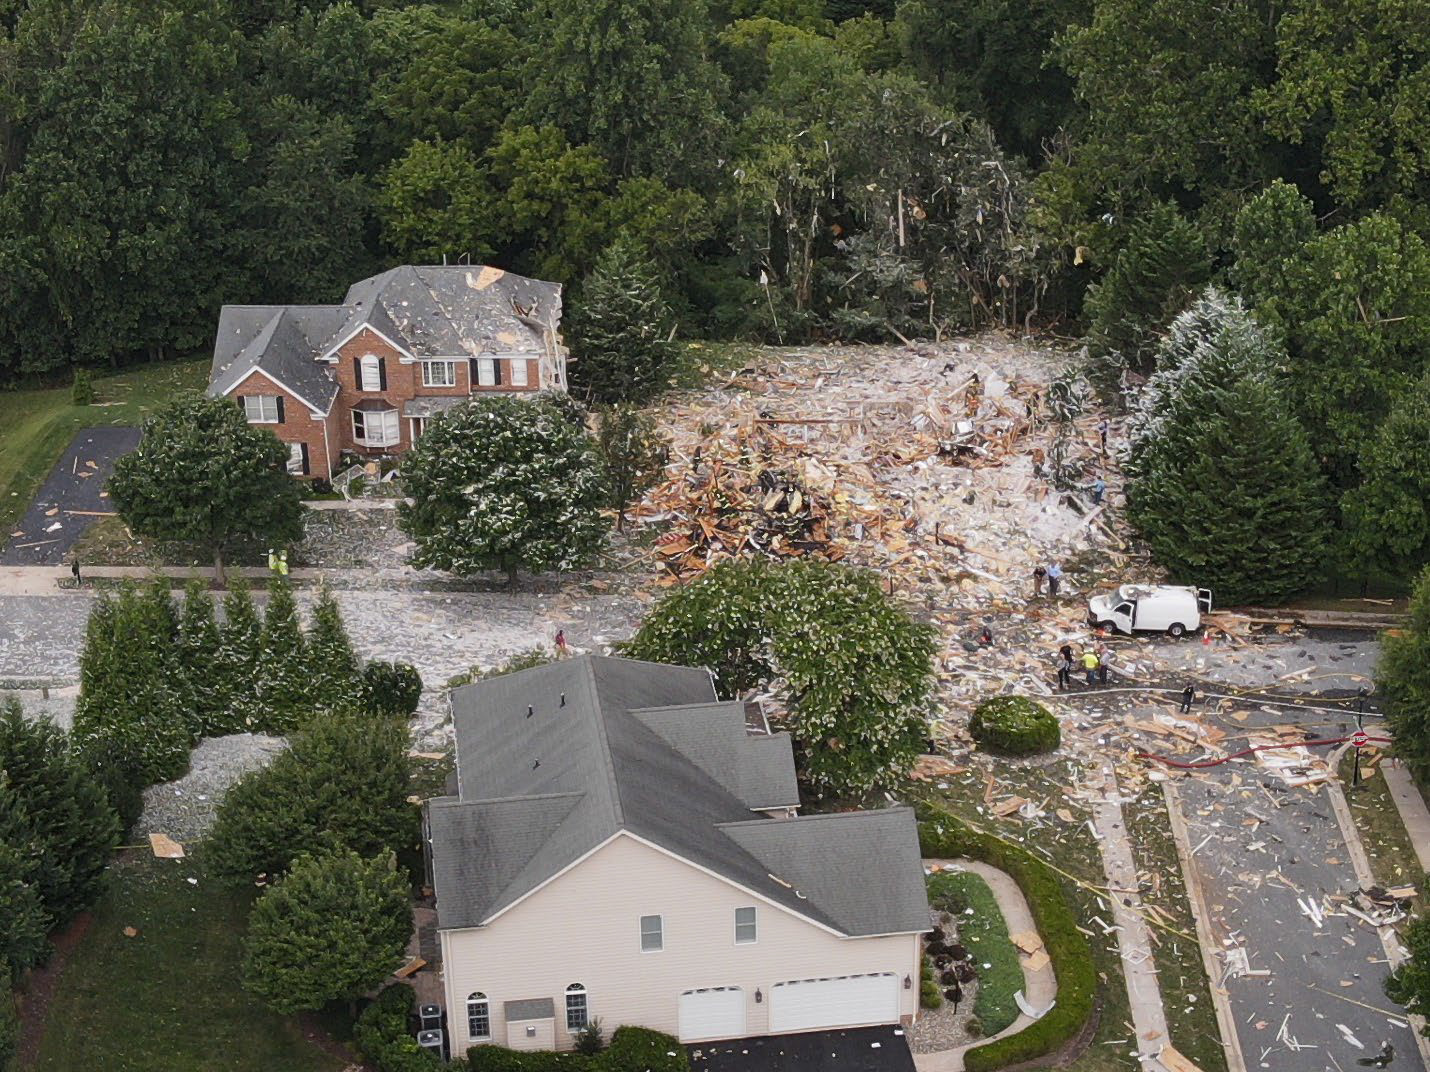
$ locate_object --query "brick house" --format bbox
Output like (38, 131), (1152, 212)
(206, 265), (567, 479)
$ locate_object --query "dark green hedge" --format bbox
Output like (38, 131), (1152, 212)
(918, 815), (1095, 1071)
(969, 696), (1060, 756)
(354, 985), (446, 1072)
(469, 1026), (688, 1072)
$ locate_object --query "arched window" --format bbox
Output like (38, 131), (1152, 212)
(467, 992), (490, 1040)
(565, 983), (588, 1031)
(359, 354), (382, 392)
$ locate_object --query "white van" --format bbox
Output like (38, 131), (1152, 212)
(1087, 584), (1212, 637)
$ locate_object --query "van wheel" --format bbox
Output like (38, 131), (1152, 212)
(1167, 622), (1186, 638)
(1097, 620), (1116, 633)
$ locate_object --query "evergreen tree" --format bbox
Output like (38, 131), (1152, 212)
(595, 404), (668, 530)
(0, 835), (49, 981)
(107, 394), (304, 574)
(218, 582), (265, 733)
(1343, 378), (1430, 581)
(205, 713), (414, 883)
(1084, 203), (1212, 381)
(399, 395), (611, 585)
(254, 580), (310, 733)
(72, 584), (190, 797)
(1126, 288), (1331, 604)
(0, 984), (17, 1071)
(360, 661), (423, 719)
(569, 237), (676, 405)
(0, 698), (120, 925)
(241, 849), (412, 1014)
(1379, 567), (1430, 777)
(305, 585), (363, 715)
(175, 580), (226, 737)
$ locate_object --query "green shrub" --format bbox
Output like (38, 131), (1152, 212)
(364, 661), (424, 717)
(354, 985), (443, 1072)
(919, 955), (943, 1010)
(466, 1027), (687, 1072)
(71, 367), (95, 406)
(968, 696), (1060, 756)
(927, 871), (1019, 1034)
(918, 814), (1096, 1071)
(574, 1020), (605, 1055)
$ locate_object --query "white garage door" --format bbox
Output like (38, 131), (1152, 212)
(768, 973), (899, 1034)
(679, 987), (747, 1041)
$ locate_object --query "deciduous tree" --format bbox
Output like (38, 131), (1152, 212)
(108, 394), (304, 575)
(625, 558), (937, 792)
(1343, 380), (1430, 582)
(399, 396), (610, 585)
(241, 849), (412, 1014)
(1378, 567), (1430, 777)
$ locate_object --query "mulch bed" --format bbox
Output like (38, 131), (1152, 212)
(13, 911), (93, 1069)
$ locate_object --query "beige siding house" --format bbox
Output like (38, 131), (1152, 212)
(427, 656), (930, 1053)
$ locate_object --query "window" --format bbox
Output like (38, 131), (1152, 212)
(640, 914), (663, 952)
(352, 407), (399, 447)
(467, 993), (490, 1040)
(243, 396), (280, 423)
(509, 358), (529, 387)
(476, 358), (497, 387)
(359, 354), (383, 392)
(422, 360), (457, 387)
(735, 906), (757, 944)
(565, 984), (588, 1031)
(286, 442), (306, 476)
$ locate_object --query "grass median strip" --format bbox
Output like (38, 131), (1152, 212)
(927, 870), (1021, 1036)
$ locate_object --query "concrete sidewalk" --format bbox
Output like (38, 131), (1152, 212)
(1382, 760), (1430, 874)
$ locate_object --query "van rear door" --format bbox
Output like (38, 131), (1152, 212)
(1196, 588), (1213, 614)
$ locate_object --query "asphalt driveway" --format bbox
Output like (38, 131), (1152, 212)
(0, 426), (140, 565)
(688, 1027), (915, 1072)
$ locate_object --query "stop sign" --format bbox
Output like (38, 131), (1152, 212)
(1352, 730), (1370, 748)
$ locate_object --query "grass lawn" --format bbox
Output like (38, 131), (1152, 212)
(926, 870), (1021, 1036)
(31, 854), (346, 1072)
(0, 358), (208, 534)
(1338, 749), (1425, 890)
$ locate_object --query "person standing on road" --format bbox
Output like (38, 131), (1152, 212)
(1082, 649), (1099, 686)
(1090, 476), (1106, 506)
(1047, 562), (1063, 598)
(1097, 417), (1110, 453)
(1056, 647), (1073, 691)
(70, 557), (81, 588)
(1033, 565), (1047, 596)
(555, 629), (568, 656)
(1096, 643), (1111, 685)
(1180, 683), (1195, 713)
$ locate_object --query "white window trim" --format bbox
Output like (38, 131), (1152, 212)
(640, 914), (663, 953)
(286, 442), (304, 475)
(476, 357), (497, 387)
(359, 354), (382, 392)
(422, 360), (457, 387)
(352, 407), (399, 448)
(735, 906), (757, 945)
(466, 992), (491, 1041)
(565, 984), (589, 1031)
(509, 358), (529, 387)
(243, 396), (280, 424)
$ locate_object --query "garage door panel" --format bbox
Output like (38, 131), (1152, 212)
(768, 973), (899, 1033)
(679, 987), (746, 1041)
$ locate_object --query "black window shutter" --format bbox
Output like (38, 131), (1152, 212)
(300, 442), (310, 476)
(275, 396), (285, 423)
(469, 358), (478, 389)
(378, 357), (388, 390)
(493, 358), (503, 385)
(353, 356), (361, 388)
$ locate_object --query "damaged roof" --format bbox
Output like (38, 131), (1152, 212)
(429, 656), (929, 938)
(206, 266), (562, 410)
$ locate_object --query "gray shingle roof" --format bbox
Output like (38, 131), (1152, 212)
(432, 656), (929, 938)
(205, 265), (562, 408)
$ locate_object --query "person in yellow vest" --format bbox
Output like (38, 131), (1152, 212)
(277, 548), (289, 577)
(1081, 648), (1099, 686)
(267, 548), (279, 574)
